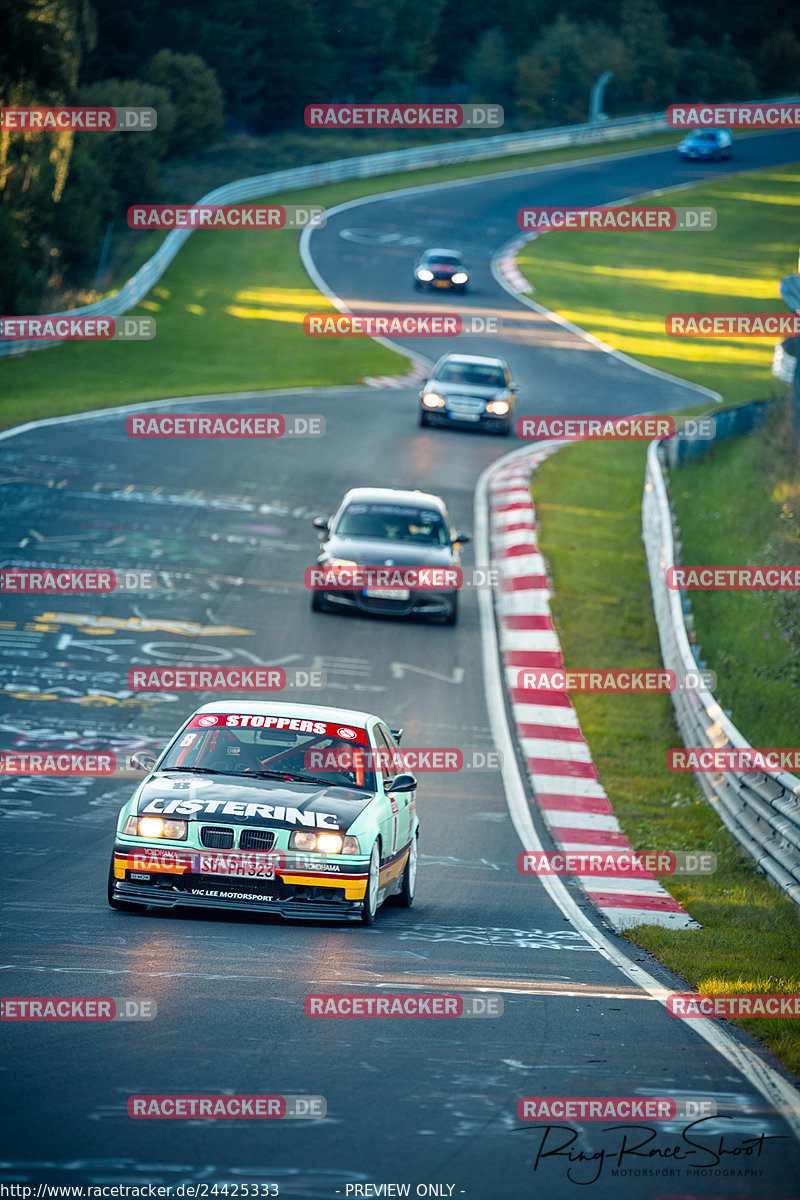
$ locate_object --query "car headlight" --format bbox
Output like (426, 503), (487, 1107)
(416, 269), (434, 281)
(124, 814), (188, 840)
(486, 400), (510, 415)
(451, 272), (468, 284)
(326, 557), (358, 569)
(289, 831), (360, 854)
(422, 392), (446, 408)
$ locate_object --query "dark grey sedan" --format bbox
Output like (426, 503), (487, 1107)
(419, 353), (518, 435)
(309, 487), (470, 625)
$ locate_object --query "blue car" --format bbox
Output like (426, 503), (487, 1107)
(678, 129), (732, 161)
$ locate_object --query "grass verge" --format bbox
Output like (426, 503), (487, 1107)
(534, 438), (800, 1076)
(517, 161), (800, 405)
(0, 131), (680, 431)
(526, 164), (800, 1074)
(670, 403), (800, 746)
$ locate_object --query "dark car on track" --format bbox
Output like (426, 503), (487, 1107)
(309, 486), (470, 625)
(413, 248), (469, 292)
(677, 128), (732, 160)
(419, 352), (518, 435)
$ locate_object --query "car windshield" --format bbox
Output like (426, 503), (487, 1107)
(335, 503), (450, 544)
(160, 724), (375, 790)
(423, 253), (461, 265)
(436, 362), (506, 387)
(692, 131), (718, 140)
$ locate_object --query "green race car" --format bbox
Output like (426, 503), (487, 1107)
(108, 700), (418, 924)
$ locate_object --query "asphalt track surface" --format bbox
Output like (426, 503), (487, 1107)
(2, 133), (800, 1199)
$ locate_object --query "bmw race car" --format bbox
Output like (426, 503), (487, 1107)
(108, 701), (418, 924)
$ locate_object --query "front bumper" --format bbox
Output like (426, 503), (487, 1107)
(111, 843), (370, 921)
(416, 276), (464, 289)
(316, 588), (457, 618)
(422, 406), (508, 431)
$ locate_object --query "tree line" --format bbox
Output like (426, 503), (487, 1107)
(1, 0), (798, 314)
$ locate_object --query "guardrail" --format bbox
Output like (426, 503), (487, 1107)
(642, 404), (800, 907)
(2, 109), (676, 357)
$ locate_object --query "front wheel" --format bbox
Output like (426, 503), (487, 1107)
(419, 411), (430, 427)
(361, 841), (382, 925)
(393, 836), (417, 908)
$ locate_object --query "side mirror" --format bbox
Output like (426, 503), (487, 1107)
(313, 516), (329, 532)
(453, 532), (472, 545)
(130, 751), (158, 773)
(389, 727), (403, 745)
(386, 772), (417, 794)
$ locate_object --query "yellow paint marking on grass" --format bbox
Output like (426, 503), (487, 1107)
(723, 192), (800, 206)
(519, 259), (780, 299)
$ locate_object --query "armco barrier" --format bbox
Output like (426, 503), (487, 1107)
(0, 109), (676, 358)
(642, 405), (800, 907)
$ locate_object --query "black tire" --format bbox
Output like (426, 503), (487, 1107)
(419, 411), (430, 427)
(499, 420), (512, 437)
(392, 836), (417, 908)
(413, 279), (422, 291)
(361, 840), (381, 925)
(107, 856), (145, 912)
(311, 590), (329, 612)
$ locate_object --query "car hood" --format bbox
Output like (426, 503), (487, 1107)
(324, 535), (454, 566)
(426, 380), (510, 400)
(135, 772), (374, 833)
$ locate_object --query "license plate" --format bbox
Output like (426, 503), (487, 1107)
(198, 852), (277, 878)
(450, 410), (480, 421)
(364, 588), (411, 600)
(433, 280), (450, 288)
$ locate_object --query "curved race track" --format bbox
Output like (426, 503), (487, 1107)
(2, 133), (800, 1198)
